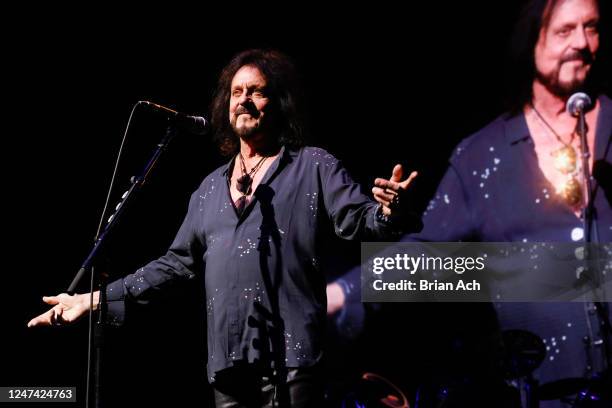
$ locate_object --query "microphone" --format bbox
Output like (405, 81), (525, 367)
(139, 100), (209, 135)
(566, 92), (592, 117)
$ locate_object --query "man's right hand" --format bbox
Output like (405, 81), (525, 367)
(27, 291), (99, 328)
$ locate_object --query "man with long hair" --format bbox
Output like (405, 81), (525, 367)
(329, 0), (610, 406)
(404, 0), (611, 405)
(27, 49), (421, 407)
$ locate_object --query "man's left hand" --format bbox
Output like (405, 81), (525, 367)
(372, 164), (418, 216)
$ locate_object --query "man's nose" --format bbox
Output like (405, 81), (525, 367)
(237, 91), (251, 105)
(571, 27), (589, 49)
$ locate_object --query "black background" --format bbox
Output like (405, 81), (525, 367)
(4, 3), (610, 407)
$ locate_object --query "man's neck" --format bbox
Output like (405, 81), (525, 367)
(239, 134), (280, 159)
(531, 80), (571, 118)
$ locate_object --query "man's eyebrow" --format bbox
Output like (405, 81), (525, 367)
(554, 21), (576, 30)
(231, 83), (266, 90)
(554, 16), (599, 31)
(585, 17), (599, 26)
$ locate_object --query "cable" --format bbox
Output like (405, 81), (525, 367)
(85, 101), (143, 408)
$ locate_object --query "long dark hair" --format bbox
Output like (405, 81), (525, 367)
(210, 49), (307, 156)
(504, 0), (608, 114)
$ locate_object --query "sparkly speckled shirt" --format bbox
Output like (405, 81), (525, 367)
(338, 95), (611, 401)
(105, 146), (413, 382)
(407, 95), (612, 405)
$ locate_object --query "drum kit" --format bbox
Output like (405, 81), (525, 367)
(340, 329), (610, 408)
(502, 329), (611, 408)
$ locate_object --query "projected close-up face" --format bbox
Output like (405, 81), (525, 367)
(534, 0), (600, 95)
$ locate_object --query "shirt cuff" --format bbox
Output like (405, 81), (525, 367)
(372, 204), (404, 237)
(373, 203), (423, 237)
(105, 279), (126, 327)
(332, 278), (365, 339)
(336, 277), (356, 303)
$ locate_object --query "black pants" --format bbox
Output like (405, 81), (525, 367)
(213, 364), (323, 408)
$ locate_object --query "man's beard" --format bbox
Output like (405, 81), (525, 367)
(231, 105), (263, 139)
(535, 51), (594, 97)
(536, 68), (586, 97)
(231, 121), (259, 139)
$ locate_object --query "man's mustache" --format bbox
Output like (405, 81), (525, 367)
(235, 105), (260, 118)
(561, 50), (594, 65)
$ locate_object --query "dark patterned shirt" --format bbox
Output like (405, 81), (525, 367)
(105, 146), (416, 382)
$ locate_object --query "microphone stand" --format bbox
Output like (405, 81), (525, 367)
(66, 121), (179, 408)
(575, 104), (612, 373)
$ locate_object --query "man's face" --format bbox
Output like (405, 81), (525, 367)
(534, 0), (600, 96)
(229, 65), (272, 139)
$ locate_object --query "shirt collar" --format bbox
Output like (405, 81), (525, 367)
(504, 94), (612, 151)
(221, 144), (295, 177)
(503, 111), (531, 145)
